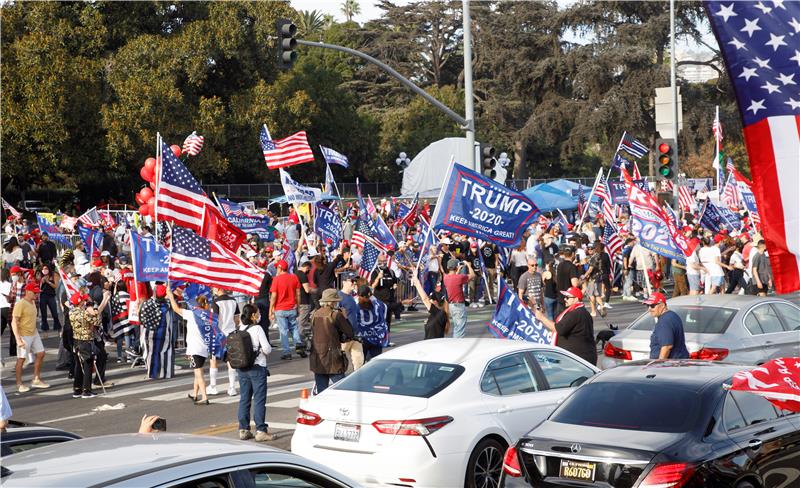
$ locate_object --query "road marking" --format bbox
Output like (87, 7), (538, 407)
(37, 371), (162, 396)
(192, 421), (297, 436)
(212, 381), (313, 405)
(269, 397), (300, 409)
(102, 376), (196, 399)
(40, 412), (95, 424)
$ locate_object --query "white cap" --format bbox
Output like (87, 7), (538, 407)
(246, 250), (257, 258)
(272, 250), (282, 259)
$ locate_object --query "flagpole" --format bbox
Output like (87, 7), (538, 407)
(414, 155), (454, 274)
(713, 105), (721, 198)
(154, 132), (160, 242)
(612, 132), (627, 178)
(576, 168), (603, 228)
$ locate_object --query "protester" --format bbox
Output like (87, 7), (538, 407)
(210, 288), (241, 396)
(69, 291), (111, 398)
(723, 241), (748, 294)
(0, 268), (16, 359)
(411, 276), (449, 339)
(698, 237), (724, 294)
(534, 286), (596, 366)
(309, 289), (354, 393)
(338, 272), (364, 371)
(554, 246), (580, 315)
(38, 263), (61, 332)
(356, 285), (387, 362)
(236, 304), (274, 442)
(269, 259), (306, 360)
(643, 292), (689, 360)
(165, 287), (209, 405)
(140, 284), (175, 379)
(685, 238), (703, 295)
(3, 237), (23, 268)
(751, 240), (772, 296)
(465, 241), (484, 308)
(370, 255), (401, 332)
(11, 282), (50, 392)
(541, 261), (558, 320)
(518, 258), (544, 311)
(442, 258), (474, 338)
(480, 241), (498, 301)
(671, 257), (689, 297)
(295, 259), (314, 344)
(582, 244), (607, 317)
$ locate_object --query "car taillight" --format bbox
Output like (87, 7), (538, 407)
(689, 347), (729, 361)
(372, 416), (453, 436)
(296, 408), (322, 426)
(604, 342), (632, 360)
(640, 462), (696, 488)
(502, 446), (522, 477)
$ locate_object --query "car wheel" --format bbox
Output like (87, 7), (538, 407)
(465, 438), (505, 488)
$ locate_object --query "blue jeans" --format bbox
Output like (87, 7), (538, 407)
(314, 373), (345, 394)
(449, 303), (467, 338)
(362, 343), (383, 363)
(238, 365), (268, 433)
(275, 309), (301, 355)
(544, 296), (558, 321)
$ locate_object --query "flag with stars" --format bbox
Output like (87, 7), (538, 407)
(110, 291), (134, 338)
(155, 139), (214, 232)
(706, 0), (800, 293)
(260, 125), (314, 170)
(359, 241), (380, 279)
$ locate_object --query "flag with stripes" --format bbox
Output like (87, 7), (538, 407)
(359, 241), (380, 278)
(281, 240), (296, 274)
(577, 184), (586, 217)
(351, 214), (371, 250)
(155, 139), (213, 232)
(603, 220), (623, 258)
(98, 209), (116, 228)
(217, 197), (246, 217)
(617, 131), (649, 159)
(721, 173), (740, 208)
(59, 216), (78, 232)
(78, 207), (101, 227)
(678, 184), (695, 212)
(58, 267), (80, 301)
(260, 125), (314, 170)
(707, 0), (800, 292)
(182, 131), (204, 157)
(1, 198), (21, 219)
(320, 145), (349, 168)
(110, 291), (134, 338)
(168, 227), (264, 296)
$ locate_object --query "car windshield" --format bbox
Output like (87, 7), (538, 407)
(332, 359), (464, 398)
(550, 382), (702, 433)
(630, 306), (736, 334)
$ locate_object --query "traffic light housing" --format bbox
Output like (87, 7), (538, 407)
(276, 19), (297, 70)
(656, 138), (677, 179)
(482, 145), (496, 178)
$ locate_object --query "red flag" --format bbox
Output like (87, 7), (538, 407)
(202, 205), (246, 253)
(730, 358), (800, 413)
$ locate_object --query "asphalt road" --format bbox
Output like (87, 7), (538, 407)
(4, 292), (798, 452)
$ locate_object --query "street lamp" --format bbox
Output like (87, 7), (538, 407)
(395, 152), (411, 170)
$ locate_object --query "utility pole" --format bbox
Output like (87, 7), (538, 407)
(462, 0), (476, 171)
(670, 0), (679, 209)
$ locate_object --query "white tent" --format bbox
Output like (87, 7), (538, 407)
(400, 137), (507, 197)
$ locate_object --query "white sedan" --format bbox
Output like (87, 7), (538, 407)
(291, 338), (599, 488)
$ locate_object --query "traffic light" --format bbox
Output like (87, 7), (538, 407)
(276, 18), (297, 70)
(655, 138), (677, 179)
(482, 145), (496, 178)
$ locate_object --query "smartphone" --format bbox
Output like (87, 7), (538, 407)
(152, 418), (167, 431)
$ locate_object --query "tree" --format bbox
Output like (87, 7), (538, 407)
(298, 9), (326, 37)
(340, 0), (361, 23)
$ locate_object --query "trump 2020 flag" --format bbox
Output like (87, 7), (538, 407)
(130, 230), (170, 282)
(706, 1), (800, 293)
(320, 145), (349, 168)
(279, 168), (322, 204)
(432, 163), (539, 248)
(314, 202), (342, 250)
(488, 280), (554, 345)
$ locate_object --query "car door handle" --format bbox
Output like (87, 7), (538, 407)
(748, 439), (763, 450)
(764, 341), (773, 345)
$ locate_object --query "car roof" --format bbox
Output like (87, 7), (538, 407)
(1, 433), (290, 486)
(593, 360), (750, 389)
(667, 294), (797, 310)
(376, 337), (574, 366)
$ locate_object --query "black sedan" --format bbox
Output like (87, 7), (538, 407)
(500, 360), (800, 488)
(1, 420), (81, 456)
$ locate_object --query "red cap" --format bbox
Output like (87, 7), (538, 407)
(275, 260), (289, 271)
(342, 240), (349, 246)
(470, 241), (478, 248)
(741, 232), (751, 240)
(560, 286), (583, 301)
(713, 234), (724, 243)
(69, 293), (89, 306)
(265, 245), (274, 253)
(24, 282), (41, 293)
(6, 216), (13, 221)
(642, 292), (667, 305)
(9, 265), (22, 274)
(682, 226), (692, 232)
(92, 259), (104, 267)
(155, 284), (167, 298)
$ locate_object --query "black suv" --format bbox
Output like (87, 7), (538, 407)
(501, 360), (800, 488)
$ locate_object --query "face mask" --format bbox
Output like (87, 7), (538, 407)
(11, 275), (19, 283)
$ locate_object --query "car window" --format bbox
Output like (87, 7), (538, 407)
(8, 441), (61, 454)
(730, 391), (778, 426)
(332, 359), (464, 398)
(723, 393), (746, 431)
(744, 312), (763, 335)
(772, 303), (800, 331)
(631, 306), (736, 334)
(172, 475), (232, 488)
(751, 304), (785, 334)
(250, 467), (348, 488)
(481, 353), (538, 396)
(531, 350), (595, 389)
(253, 472), (324, 487)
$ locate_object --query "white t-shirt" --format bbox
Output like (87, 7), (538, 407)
(730, 251), (744, 269)
(686, 251), (701, 276)
(698, 246), (723, 277)
(525, 234), (538, 259)
(182, 309), (209, 358)
(0, 281), (11, 309)
(237, 323), (272, 368)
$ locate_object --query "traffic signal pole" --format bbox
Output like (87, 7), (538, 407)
(462, 0), (476, 172)
(670, 0), (679, 210)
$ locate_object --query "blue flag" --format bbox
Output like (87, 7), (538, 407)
(433, 163), (539, 247)
(699, 199), (739, 233)
(358, 296), (389, 347)
(77, 225), (103, 254)
(488, 281), (554, 345)
(130, 230), (169, 282)
(192, 307), (227, 360)
(36, 215), (72, 247)
(314, 202), (342, 249)
(373, 214), (398, 251)
(217, 198), (276, 241)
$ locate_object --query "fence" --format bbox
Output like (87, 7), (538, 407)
(203, 181), (398, 201)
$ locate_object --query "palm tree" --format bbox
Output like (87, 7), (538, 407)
(322, 13), (335, 30)
(298, 9), (326, 36)
(340, 0), (361, 23)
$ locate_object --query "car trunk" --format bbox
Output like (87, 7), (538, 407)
(611, 331), (721, 360)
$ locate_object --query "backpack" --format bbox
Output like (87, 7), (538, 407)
(227, 325), (258, 369)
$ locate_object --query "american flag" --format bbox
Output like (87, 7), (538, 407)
(721, 173), (740, 208)
(678, 184), (695, 212)
(99, 209), (116, 228)
(58, 267), (80, 301)
(260, 125), (314, 170)
(712, 115), (724, 143)
(182, 131), (204, 157)
(59, 216), (78, 232)
(110, 291), (134, 338)
(351, 215), (371, 249)
(726, 156), (735, 175)
(319, 145), (349, 168)
(1, 198), (21, 219)
(577, 184), (586, 217)
(603, 220), (623, 260)
(155, 139), (212, 232)
(660, 179), (674, 192)
(617, 131), (650, 159)
(78, 207), (101, 227)
(281, 240), (296, 273)
(595, 178), (614, 223)
(359, 241), (380, 278)
(169, 227), (264, 296)
(707, 0), (800, 293)
(218, 197), (246, 217)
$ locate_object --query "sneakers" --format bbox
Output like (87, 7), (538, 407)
(81, 391), (97, 398)
(622, 296), (638, 302)
(206, 386), (219, 396)
(270, 323), (279, 330)
(296, 350), (307, 359)
(239, 429), (254, 440)
(116, 358), (124, 363)
(255, 430), (275, 442)
(469, 303), (479, 309)
(72, 391), (82, 398)
(280, 354), (292, 360)
(227, 388), (238, 397)
(31, 378), (50, 389)
(604, 303), (613, 309)
(17, 384), (30, 393)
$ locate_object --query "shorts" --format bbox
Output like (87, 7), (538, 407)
(687, 275), (701, 291)
(585, 280), (601, 297)
(189, 355), (207, 369)
(17, 333), (45, 362)
(711, 275), (724, 287)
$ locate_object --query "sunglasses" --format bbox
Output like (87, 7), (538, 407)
(648, 303), (660, 309)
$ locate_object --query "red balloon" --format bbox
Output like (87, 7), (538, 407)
(140, 166), (154, 183)
(145, 196), (155, 206)
(140, 187), (154, 201)
(146, 201), (155, 216)
(149, 181), (156, 190)
(139, 204), (150, 216)
(171, 145), (182, 158)
(144, 157), (156, 171)
(135, 192), (145, 206)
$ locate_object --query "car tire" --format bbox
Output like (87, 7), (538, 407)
(465, 437), (505, 488)
(736, 481), (757, 488)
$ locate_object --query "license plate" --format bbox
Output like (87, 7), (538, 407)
(559, 459), (596, 482)
(333, 423), (361, 442)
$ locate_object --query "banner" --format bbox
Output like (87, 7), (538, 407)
(688, 178), (712, 192)
(433, 163), (539, 247)
(227, 214), (276, 241)
(730, 357), (800, 413)
(699, 199), (739, 233)
(737, 182), (760, 218)
(314, 202), (342, 249)
(279, 168), (322, 204)
(77, 225), (103, 253)
(608, 179), (647, 204)
(35, 215), (72, 247)
(488, 281), (554, 345)
(130, 230), (169, 282)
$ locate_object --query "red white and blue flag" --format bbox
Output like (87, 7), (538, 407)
(182, 131), (204, 157)
(1, 198), (21, 219)
(706, 1), (800, 293)
(617, 131), (650, 159)
(78, 206), (101, 227)
(260, 125), (314, 170)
